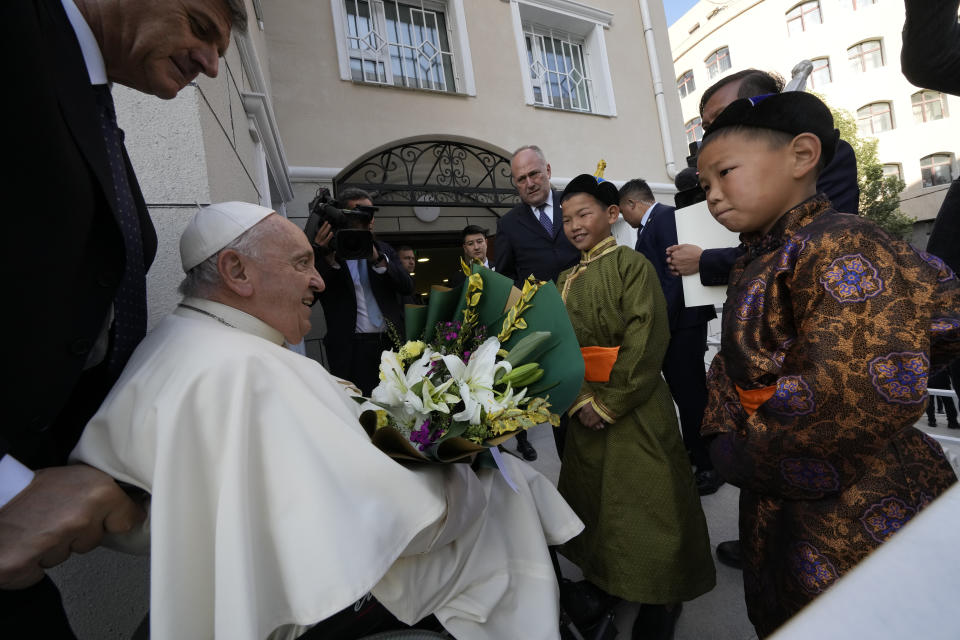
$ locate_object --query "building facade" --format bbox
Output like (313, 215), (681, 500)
(668, 0), (959, 247)
(263, 0), (690, 289)
(50, 2), (688, 636)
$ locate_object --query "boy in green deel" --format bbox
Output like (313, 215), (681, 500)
(698, 92), (960, 637)
(556, 175), (715, 640)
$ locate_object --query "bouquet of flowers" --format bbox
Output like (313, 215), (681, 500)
(357, 261), (584, 463)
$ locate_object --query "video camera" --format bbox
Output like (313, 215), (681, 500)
(674, 141), (706, 210)
(304, 187), (377, 260)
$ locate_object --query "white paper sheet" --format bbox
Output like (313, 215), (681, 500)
(674, 200), (741, 308)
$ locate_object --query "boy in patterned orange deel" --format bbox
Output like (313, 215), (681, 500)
(698, 92), (960, 637)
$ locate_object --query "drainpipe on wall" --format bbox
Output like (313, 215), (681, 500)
(638, 0), (678, 181)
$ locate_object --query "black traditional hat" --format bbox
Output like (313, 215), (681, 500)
(702, 92), (839, 166)
(560, 173), (620, 207)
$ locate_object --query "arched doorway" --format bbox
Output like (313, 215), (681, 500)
(334, 136), (520, 295)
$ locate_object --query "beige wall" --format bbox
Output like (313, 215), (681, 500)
(263, 0), (686, 187)
(669, 0), (959, 224)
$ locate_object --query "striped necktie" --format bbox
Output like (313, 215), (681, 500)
(536, 204), (553, 235)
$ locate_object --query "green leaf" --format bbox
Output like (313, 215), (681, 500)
(504, 331), (552, 367)
(409, 380), (425, 397)
(440, 420), (470, 442)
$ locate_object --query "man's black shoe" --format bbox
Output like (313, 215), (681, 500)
(632, 602), (682, 640)
(716, 540), (743, 569)
(949, 421), (960, 430)
(695, 469), (724, 496)
(559, 579), (618, 628)
(928, 416), (938, 427)
(517, 437), (538, 461)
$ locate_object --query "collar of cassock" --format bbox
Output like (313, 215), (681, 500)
(176, 296), (286, 346)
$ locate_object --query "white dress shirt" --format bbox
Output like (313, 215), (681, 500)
(346, 258), (388, 333)
(529, 190), (556, 225)
(641, 201), (659, 228)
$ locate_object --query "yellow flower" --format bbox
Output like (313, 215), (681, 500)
(398, 340), (426, 361)
(375, 410), (389, 429)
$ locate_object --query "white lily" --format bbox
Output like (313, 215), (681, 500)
(442, 337), (512, 424)
(491, 382), (528, 413)
(419, 376), (459, 414)
(371, 348), (437, 412)
(370, 350), (408, 407)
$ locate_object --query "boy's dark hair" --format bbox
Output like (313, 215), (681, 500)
(618, 179), (654, 203)
(560, 174), (619, 208)
(396, 245), (414, 254)
(701, 93), (837, 173)
(699, 69), (785, 115)
(461, 225), (488, 241)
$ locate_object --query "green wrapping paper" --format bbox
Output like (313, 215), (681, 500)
(404, 264), (584, 415)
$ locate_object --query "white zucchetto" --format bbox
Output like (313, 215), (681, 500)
(180, 201), (275, 272)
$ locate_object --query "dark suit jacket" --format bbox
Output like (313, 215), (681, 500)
(698, 137), (859, 286)
(494, 191), (579, 286)
(447, 261), (492, 289)
(902, 0), (960, 95)
(3, 0), (157, 468)
(317, 240), (413, 362)
(635, 204), (716, 331)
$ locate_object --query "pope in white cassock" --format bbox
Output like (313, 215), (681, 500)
(70, 202), (583, 640)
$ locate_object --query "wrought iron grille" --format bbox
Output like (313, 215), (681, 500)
(335, 140), (521, 208)
(343, 0), (458, 93)
(523, 24), (593, 113)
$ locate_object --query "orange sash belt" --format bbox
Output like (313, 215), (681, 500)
(581, 346), (620, 383)
(736, 384), (777, 416)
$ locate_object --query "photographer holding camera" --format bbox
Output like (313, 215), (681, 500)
(308, 187), (413, 395)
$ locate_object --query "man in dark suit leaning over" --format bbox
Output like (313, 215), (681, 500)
(1, 0), (247, 635)
(619, 179), (723, 497)
(313, 188), (414, 396)
(495, 145), (580, 461)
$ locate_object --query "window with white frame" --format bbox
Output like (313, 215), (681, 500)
(677, 70), (695, 98)
(921, 154), (954, 187)
(912, 90), (948, 123)
(856, 102), (893, 134)
(847, 39), (884, 72)
(881, 163), (902, 181)
(706, 47), (731, 80)
(809, 57), (831, 88)
(331, 0), (474, 94)
(524, 25), (592, 112)
(685, 117), (704, 144)
(508, 1), (616, 116)
(786, 1), (821, 36)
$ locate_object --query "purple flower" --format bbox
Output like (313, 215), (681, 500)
(463, 350), (471, 363)
(409, 419), (434, 451)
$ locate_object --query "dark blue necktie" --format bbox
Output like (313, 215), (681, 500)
(93, 85), (147, 372)
(536, 204), (552, 236)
